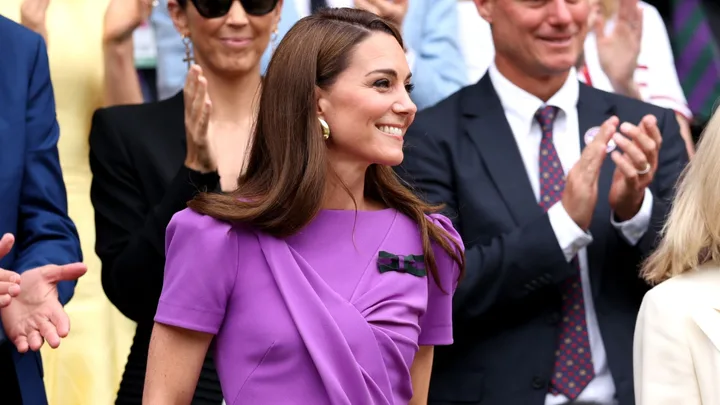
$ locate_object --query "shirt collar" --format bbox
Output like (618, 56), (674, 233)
(488, 62), (580, 132)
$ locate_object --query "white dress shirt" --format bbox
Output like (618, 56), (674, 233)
(298, 0), (417, 70)
(488, 63), (653, 405)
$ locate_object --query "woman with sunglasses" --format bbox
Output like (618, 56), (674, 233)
(89, 1), (282, 403)
(143, 7), (464, 405)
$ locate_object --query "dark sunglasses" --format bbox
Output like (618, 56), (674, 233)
(189, 0), (279, 18)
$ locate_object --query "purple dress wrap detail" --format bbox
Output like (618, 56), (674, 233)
(155, 208), (462, 404)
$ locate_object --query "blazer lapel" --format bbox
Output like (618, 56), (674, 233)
(577, 84), (616, 298)
(461, 75), (541, 227)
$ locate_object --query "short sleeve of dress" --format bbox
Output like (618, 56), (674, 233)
(154, 208), (238, 334)
(418, 213), (464, 346)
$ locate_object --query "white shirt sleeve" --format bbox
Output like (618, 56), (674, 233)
(610, 188), (654, 246)
(548, 202), (594, 262)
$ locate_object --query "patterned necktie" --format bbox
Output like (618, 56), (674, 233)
(310, 0), (328, 13)
(673, 0), (720, 119)
(535, 106), (595, 400)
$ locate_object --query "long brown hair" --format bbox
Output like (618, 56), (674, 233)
(188, 7), (465, 288)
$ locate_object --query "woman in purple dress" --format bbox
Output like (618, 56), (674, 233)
(143, 7), (465, 405)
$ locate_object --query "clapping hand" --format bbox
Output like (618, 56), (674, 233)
(608, 115), (661, 221)
(562, 116), (619, 230)
(183, 65), (216, 173)
(594, 0), (643, 97)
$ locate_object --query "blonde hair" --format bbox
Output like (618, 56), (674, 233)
(642, 110), (720, 284)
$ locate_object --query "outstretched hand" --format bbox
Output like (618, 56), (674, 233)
(0, 262), (87, 352)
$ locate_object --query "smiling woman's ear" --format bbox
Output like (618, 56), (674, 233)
(167, 0), (190, 35)
(315, 86), (329, 116)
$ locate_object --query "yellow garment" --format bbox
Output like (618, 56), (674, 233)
(0, 2), (136, 404)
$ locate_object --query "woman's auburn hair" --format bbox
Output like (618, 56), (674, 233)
(187, 8), (465, 290)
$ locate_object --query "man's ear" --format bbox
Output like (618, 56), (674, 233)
(474, 0), (495, 25)
(168, 0), (190, 36)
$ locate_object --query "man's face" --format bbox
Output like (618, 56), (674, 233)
(479, 0), (590, 78)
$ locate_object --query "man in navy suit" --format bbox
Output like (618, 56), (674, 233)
(0, 15), (87, 405)
(399, 0), (687, 404)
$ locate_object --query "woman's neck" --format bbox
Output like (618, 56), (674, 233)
(322, 158), (382, 211)
(203, 65), (262, 123)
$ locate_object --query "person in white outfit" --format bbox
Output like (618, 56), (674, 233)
(634, 108), (720, 405)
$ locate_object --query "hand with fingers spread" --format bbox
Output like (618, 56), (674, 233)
(0, 234), (22, 308)
(355, 0), (408, 28)
(183, 65), (216, 173)
(594, 0), (643, 97)
(0, 262), (87, 352)
(562, 116), (620, 230)
(609, 114), (662, 221)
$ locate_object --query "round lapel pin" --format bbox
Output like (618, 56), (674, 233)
(584, 126), (616, 153)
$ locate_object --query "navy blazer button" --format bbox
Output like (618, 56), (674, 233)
(532, 376), (547, 389)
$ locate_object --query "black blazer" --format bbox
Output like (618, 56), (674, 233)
(397, 75), (688, 405)
(89, 93), (223, 404)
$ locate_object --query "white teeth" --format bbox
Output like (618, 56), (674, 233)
(377, 125), (403, 136)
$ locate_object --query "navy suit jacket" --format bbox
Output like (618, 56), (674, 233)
(0, 15), (82, 404)
(398, 75), (688, 405)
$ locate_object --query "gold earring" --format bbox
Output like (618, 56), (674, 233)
(182, 35), (194, 70)
(318, 118), (330, 140)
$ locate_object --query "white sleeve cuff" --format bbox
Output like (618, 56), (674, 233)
(611, 188), (654, 246)
(548, 202), (594, 262)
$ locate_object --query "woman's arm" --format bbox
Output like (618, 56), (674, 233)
(143, 323), (214, 405)
(102, 0), (154, 106)
(409, 345), (434, 405)
(103, 40), (144, 106)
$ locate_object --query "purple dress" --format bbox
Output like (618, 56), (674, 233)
(155, 207), (462, 404)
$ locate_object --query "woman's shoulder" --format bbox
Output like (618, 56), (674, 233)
(425, 212), (463, 248)
(90, 93), (183, 147)
(643, 267), (720, 315)
(169, 208), (258, 242)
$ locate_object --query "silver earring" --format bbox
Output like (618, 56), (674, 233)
(182, 35), (194, 70)
(318, 118), (330, 140)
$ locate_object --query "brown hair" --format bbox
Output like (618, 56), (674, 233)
(188, 7), (465, 288)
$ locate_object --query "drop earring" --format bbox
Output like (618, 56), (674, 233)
(318, 118), (330, 140)
(271, 28), (279, 54)
(182, 34), (194, 70)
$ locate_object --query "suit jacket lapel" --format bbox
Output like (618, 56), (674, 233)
(462, 75), (542, 227)
(577, 84), (616, 298)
